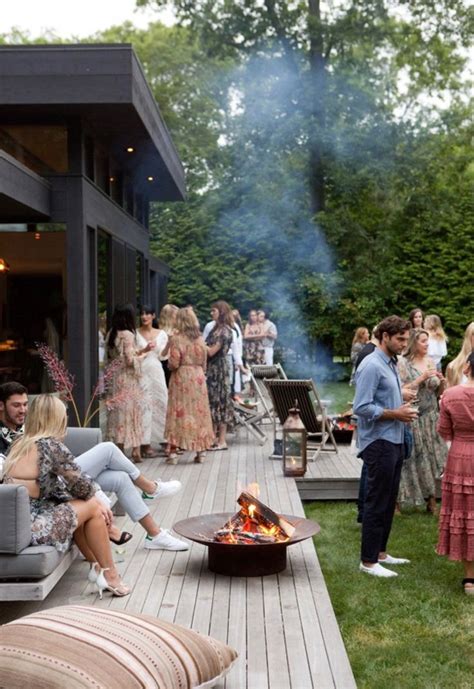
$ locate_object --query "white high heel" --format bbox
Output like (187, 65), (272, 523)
(95, 568), (131, 599)
(88, 562), (99, 585)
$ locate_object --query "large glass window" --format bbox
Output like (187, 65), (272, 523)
(0, 125), (68, 174)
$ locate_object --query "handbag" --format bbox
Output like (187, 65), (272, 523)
(403, 424), (414, 460)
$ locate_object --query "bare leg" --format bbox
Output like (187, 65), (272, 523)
(132, 473), (158, 494)
(74, 524), (95, 562)
(218, 423), (227, 447)
(463, 560), (474, 593)
(70, 499), (127, 590)
(139, 514), (161, 538)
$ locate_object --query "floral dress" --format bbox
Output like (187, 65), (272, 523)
(3, 437), (97, 552)
(397, 358), (448, 506)
(206, 326), (235, 428)
(243, 323), (265, 366)
(164, 335), (214, 451)
(136, 330), (169, 445)
(106, 330), (143, 449)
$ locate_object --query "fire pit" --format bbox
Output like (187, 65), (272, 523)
(174, 491), (320, 577)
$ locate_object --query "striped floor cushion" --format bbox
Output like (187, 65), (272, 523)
(0, 605), (238, 688)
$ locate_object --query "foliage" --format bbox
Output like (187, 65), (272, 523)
(305, 501), (474, 689)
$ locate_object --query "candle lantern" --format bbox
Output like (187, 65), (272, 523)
(282, 400), (307, 477)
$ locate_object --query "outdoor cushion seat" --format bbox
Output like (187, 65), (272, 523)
(0, 605), (239, 689)
(0, 545), (64, 580)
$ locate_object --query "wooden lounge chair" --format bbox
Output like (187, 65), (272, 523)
(265, 379), (338, 460)
(233, 399), (268, 445)
(250, 364), (288, 424)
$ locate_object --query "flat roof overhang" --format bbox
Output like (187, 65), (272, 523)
(0, 44), (186, 202)
(0, 149), (51, 221)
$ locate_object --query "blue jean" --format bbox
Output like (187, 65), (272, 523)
(76, 442), (149, 522)
(360, 440), (404, 563)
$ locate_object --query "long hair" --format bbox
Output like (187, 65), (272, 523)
(107, 304), (136, 353)
(403, 328), (429, 361)
(5, 395), (67, 474)
(352, 327), (369, 346)
(424, 314), (447, 341)
(158, 304), (178, 333)
(175, 307), (201, 340)
(232, 309), (243, 332)
(140, 304), (158, 328)
(211, 301), (234, 330)
(447, 322), (474, 387)
(408, 308), (424, 329)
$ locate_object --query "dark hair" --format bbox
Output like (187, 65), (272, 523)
(408, 308), (424, 328)
(0, 381), (28, 404)
(140, 304), (158, 328)
(211, 301), (234, 329)
(374, 316), (412, 342)
(467, 350), (474, 378)
(108, 304), (136, 351)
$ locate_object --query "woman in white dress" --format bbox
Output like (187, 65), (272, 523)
(137, 305), (169, 458)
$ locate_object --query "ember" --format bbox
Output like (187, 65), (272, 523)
(214, 491), (295, 545)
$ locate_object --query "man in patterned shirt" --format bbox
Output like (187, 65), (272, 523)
(0, 381), (28, 455)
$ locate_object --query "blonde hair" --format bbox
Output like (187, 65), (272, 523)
(352, 327), (369, 346)
(158, 304), (178, 333)
(175, 307), (201, 340)
(446, 322), (474, 387)
(403, 328), (429, 361)
(5, 394), (67, 474)
(424, 314), (447, 341)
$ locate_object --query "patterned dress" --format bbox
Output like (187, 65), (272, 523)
(437, 386), (474, 562)
(243, 324), (265, 366)
(398, 358), (448, 506)
(136, 330), (169, 445)
(206, 326), (235, 428)
(164, 335), (214, 451)
(106, 330), (143, 449)
(3, 437), (97, 552)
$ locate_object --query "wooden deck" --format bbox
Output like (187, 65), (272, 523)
(0, 430), (356, 689)
(296, 443), (362, 501)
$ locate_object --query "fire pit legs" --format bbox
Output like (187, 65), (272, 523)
(208, 543), (287, 577)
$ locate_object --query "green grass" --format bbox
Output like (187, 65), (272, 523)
(304, 502), (474, 689)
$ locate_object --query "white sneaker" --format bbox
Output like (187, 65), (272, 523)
(378, 554), (410, 565)
(142, 479), (182, 500)
(144, 529), (189, 551)
(359, 562), (398, 578)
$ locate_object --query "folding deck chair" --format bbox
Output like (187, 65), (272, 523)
(249, 364), (288, 425)
(265, 379), (338, 460)
(233, 399), (267, 445)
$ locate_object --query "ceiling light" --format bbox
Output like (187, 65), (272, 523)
(147, 176), (154, 182)
(126, 147), (134, 153)
(109, 176), (115, 182)
(34, 232), (41, 240)
(0, 258), (10, 272)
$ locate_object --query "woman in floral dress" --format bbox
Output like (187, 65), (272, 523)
(164, 308), (214, 463)
(206, 301), (235, 450)
(436, 351), (474, 594)
(243, 309), (265, 366)
(3, 394), (130, 596)
(137, 305), (169, 456)
(397, 329), (448, 512)
(105, 304), (153, 462)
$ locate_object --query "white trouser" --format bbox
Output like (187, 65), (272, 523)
(76, 442), (149, 522)
(264, 347), (274, 366)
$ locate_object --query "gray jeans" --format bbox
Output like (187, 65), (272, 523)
(76, 442), (149, 522)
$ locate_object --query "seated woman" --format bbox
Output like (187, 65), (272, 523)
(2, 395), (130, 598)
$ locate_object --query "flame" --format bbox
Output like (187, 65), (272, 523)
(249, 504), (256, 519)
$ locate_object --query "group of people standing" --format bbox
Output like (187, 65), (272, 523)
(243, 309), (278, 367)
(352, 314), (474, 594)
(105, 300), (270, 463)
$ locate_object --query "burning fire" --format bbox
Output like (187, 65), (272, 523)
(214, 487), (295, 545)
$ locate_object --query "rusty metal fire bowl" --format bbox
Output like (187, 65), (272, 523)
(173, 513), (320, 577)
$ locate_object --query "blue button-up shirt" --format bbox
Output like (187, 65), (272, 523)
(353, 347), (404, 452)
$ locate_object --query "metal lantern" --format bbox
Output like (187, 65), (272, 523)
(282, 400), (307, 477)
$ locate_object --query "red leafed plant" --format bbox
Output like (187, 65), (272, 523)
(36, 343), (127, 427)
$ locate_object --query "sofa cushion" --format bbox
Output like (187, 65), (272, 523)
(0, 605), (238, 688)
(0, 545), (65, 580)
(64, 427), (102, 457)
(0, 485), (31, 554)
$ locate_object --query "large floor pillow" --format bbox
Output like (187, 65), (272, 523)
(0, 605), (238, 688)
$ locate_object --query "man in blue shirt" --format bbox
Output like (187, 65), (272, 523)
(353, 316), (418, 578)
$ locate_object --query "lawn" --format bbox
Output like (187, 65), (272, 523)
(304, 502), (474, 689)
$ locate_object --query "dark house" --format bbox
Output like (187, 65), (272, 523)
(0, 44), (185, 419)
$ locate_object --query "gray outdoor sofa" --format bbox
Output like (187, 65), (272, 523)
(0, 427), (101, 601)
